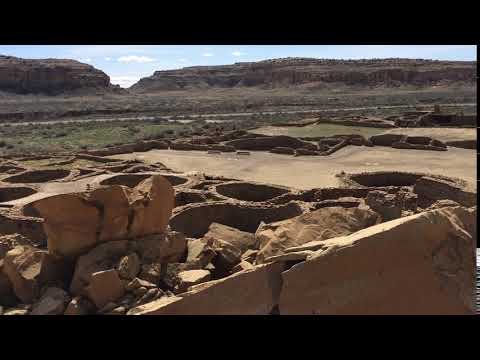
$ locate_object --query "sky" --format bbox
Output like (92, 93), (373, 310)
(0, 45), (476, 88)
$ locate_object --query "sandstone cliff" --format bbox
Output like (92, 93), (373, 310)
(0, 55), (123, 95)
(130, 58), (477, 92)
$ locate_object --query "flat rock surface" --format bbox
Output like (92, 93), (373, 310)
(110, 147), (476, 190)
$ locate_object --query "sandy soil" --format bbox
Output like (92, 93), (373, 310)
(110, 146), (477, 191)
(380, 127), (477, 142)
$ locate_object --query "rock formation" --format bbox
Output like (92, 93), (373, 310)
(130, 58), (476, 92)
(0, 55), (124, 95)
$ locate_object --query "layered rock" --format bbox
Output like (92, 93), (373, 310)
(32, 175), (174, 258)
(0, 55), (122, 95)
(127, 262), (285, 315)
(255, 206), (380, 264)
(130, 58), (476, 92)
(279, 207), (476, 315)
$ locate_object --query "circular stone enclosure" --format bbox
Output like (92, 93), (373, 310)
(170, 201), (303, 238)
(3, 169), (71, 184)
(214, 182), (290, 202)
(347, 172), (423, 187)
(0, 186), (37, 202)
(100, 174), (188, 188)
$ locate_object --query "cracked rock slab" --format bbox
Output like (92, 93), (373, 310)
(279, 206), (476, 315)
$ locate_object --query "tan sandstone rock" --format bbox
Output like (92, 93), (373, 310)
(128, 176), (175, 238)
(32, 175), (174, 258)
(33, 193), (101, 258)
(255, 206), (380, 264)
(64, 296), (94, 315)
(70, 240), (128, 296)
(279, 207), (476, 315)
(174, 270), (211, 294)
(31, 287), (70, 315)
(127, 262), (285, 315)
(3, 245), (69, 303)
(86, 269), (125, 309)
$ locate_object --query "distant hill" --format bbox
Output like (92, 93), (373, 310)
(0, 55), (125, 95)
(130, 57), (477, 92)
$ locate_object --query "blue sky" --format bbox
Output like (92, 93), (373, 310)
(0, 45), (476, 88)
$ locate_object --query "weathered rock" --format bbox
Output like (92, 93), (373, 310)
(413, 176), (476, 207)
(125, 277), (157, 291)
(255, 207), (380, 264)
(117, 253), (141, 280)
(3, 308), (29, 315)
(0, 55), (118, 95)
(231, 260), (254, 273)
(279, 207), (476, 315)
(241, 249), (258, 264)
(0, 233), (34, 259)
(31, 287), (70, 315)
(70, 240), (128, 296)
(128, 176), (175, 238)
(128, 262), (286, 315)
(64, 296), (94, 315)
(263, 250), (314, 263)
(3, 245), (70, 303)
(106, 306), (126, 315)
(365, 190), (418, 221)
(208, 238), (242, 275)
(174, 270), (211, 294)
(0, 259), (16, 306)
(428, 199), (461, 210)
(97, 302), (119, 314)
(33, 193), (101, 258)
(86, 269), (125, 309)
(32, 175), (174, 258)
(138, 263), (162, 285)
(88, 186), (131, 242)
(204, 223), (257, 254)
(186, 238), (216, 265)
(133, 232), (187, 264)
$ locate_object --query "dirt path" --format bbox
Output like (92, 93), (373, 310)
(110, 146), (477, 191)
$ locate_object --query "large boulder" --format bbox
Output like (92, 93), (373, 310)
(3, 245), (70, 303)
(70, 240), (129, 296)
(32, 175), (174, 258)
(31, 287), (70, 315)
(204, 223), (256, 255)
(366, 190), (418, 221)
(255, 207), (380, 264)
(279, 206), (477, 315)
(127, 262), (286, 315)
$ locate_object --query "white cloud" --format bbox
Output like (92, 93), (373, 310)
(232, 51), (246, 56)
(202, 53), (213, 57)
(110, 75), (142, 88)
(178, 58), (188, 62)
(105, 57), (111, 61)
(81, 58), (92, 63)
(117, 55), (156, 63)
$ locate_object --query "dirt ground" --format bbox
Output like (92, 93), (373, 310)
(110, 146), (477, 191)
(380, 127), (477, 142)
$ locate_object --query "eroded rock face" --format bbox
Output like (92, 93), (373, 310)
(130, 58), (476, 93)
(0, 55), (119, 95)
(127, 262), (286, 315)
(279, 207), (476, 315)
(255, 206), (380, 264)
(3, 245), (70, 303)
(32, 175), (174, 258)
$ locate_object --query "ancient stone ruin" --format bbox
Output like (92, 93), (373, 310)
(0, 154), (477, 315)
